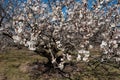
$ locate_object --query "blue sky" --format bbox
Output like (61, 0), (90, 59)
(41, 0), (118, 9)
(4, 0), (118, 14)
(4, 0), (118, 7)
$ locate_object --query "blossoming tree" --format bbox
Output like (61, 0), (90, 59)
(0, 0), (120, 70)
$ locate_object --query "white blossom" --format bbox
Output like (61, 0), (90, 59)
(89, 45), (93, 49)
(26, 41), (36, 51)
(52, 58), (56, 64)
(83, 57), (89, 62)
(100, 41), (107, 48)
(58, 62), (64, 70)
(12, 35), (21, 43)
(77, 54), (81, 61)
(32, 6), (39, 11)
(56, 41), (62, 48)
(52, 16), (57, 21)
(78, 49), (84, 54)
(18, 22), (24, 27)
(18, 16), (24, 20)
(103, 50), (108, 54)
(30, 33), (37, 41)
(42, 3), (48, 8)
(87, 21), (93, 25)
(111, 23), (116, 27)
(28, 13), (33, 18)
(66, 54), (72, 61)
(115, 57), (120, 62)
(0, 27), (4, 31)
(79, 12), (83, 18)
(80, 45), (84, 48)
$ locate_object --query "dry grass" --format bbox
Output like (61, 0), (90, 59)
(0, 47), (46, 80)
(0, 47), (120, 80)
